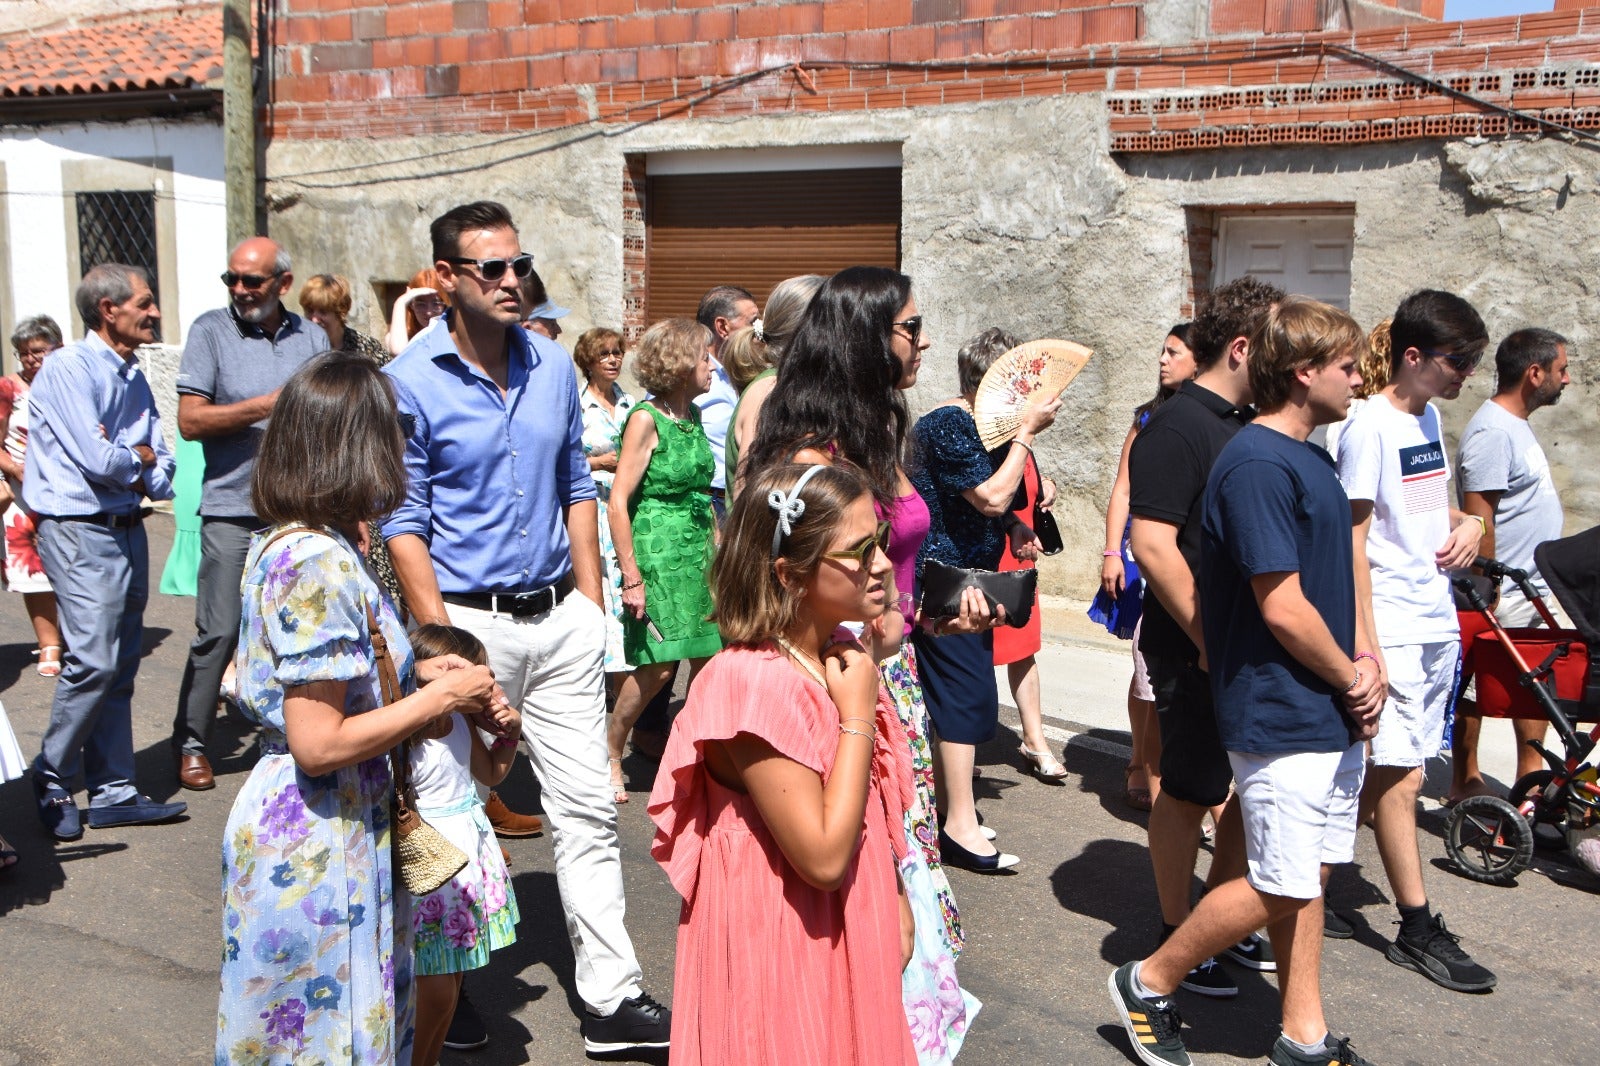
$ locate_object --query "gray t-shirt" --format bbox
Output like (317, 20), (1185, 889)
(1457, 399), (1564, 595)
(176, 306), (327, 516)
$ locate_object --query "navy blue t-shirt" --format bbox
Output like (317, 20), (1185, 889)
(1200, 424), (1356, 755)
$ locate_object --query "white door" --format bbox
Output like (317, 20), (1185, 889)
(1214, 215), (1354, 309)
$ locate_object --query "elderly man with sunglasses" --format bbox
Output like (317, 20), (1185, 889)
(170, 237), (326, 790)
(383, 201), (670, 1056)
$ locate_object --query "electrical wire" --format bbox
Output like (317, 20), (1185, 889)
(268, 39), (1600, 189)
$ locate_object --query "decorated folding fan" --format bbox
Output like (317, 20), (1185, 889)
(972, 339), (1093, 450)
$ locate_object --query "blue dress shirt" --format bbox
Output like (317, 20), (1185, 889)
(692, 358), (737, 492)
(383, 315), (597, 594)
(22, 331), (176, 516)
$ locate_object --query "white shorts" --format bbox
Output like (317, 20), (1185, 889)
(1371, 640), (1459, 768)
(1130, 614), (1154, 703)
(1229, 743), (1366, 899)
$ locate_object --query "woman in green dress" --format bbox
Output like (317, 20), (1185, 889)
(606, 319), (722, 803)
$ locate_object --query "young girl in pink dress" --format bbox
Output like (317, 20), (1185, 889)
(649, 462), (919, 1065)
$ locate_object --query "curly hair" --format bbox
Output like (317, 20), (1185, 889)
(573, 327), (624, 379)
(1354, 319), (1392, 399)
(1189, 276), (1286, 371)
(632, 318), (711, 396)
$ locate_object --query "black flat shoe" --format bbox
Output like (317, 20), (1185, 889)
(938, 828), (1019, 874)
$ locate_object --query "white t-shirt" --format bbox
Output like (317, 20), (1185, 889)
(1334, 396), (1458, 645)
(1457, 399), (1564, 597)
(409, 716), (475, 810)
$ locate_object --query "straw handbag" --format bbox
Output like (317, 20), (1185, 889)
(366, 601), (469, 896)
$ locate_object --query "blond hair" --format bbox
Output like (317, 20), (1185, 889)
(1355, 319), (1392, 398)
(1247, 297), (1365, 413)
(633, 318), (711, 396)
(298, 274), (353, 319)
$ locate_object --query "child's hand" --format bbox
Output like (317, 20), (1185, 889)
(822, 639), (879, 720)
(468, 687), (520, 738)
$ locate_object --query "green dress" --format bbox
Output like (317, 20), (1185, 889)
(621, 402), (722, 666)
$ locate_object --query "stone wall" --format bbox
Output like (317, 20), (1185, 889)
(266, 89), (1600, 597)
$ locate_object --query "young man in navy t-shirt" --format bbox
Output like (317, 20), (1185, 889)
(1111, 298), (1383, 1066)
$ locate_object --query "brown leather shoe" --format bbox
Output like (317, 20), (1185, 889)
(178, 753), (215, 791)
(485, 791), (542, 838)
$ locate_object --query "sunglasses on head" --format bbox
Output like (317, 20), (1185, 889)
(893, 316), (924, 340)
(444, 253), (535, 281)
(1419, 347), (1482, 374)
(823, 521), (892, 567)
(221, 270), (282, 290)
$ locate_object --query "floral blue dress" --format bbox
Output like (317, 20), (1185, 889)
(580, 382), (636, 673)
(217, 527), (415, 1066)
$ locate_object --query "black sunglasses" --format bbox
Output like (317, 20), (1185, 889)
(1419, 347), (1482, 375)
(397, 412), (416, 437)
(893, 316), (924, 340)
(823, 521), (892, 567)
(444, 254), (535, 282)
(221, 270), (283, 289)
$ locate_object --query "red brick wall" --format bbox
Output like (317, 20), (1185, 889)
(266, 2), (1600, 155)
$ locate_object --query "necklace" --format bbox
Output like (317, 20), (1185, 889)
(773, 635), (827, 688)
(651, 398), (698, 432)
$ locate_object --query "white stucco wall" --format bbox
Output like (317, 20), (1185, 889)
(0, 116), (225, 350)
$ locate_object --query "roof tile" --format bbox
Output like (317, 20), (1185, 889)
(0, 9), (223, 98)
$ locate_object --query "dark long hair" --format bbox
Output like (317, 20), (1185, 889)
(1132, 322), (1191, 424)
(743, 266), (913, 506)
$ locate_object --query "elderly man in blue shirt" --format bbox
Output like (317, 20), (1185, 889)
(24, 263), (184, 841)
(384, 201), (669, 1056)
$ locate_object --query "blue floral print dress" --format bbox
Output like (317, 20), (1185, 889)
(217, 527), (415, 1066)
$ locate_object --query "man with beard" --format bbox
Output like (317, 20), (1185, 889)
(1335, 289), (1496, 993)
(1450, 328), (1571, 803)
(170, 237), (325, 789)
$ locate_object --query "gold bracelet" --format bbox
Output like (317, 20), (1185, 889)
(840, 717), (874, 727)
(1466, 514), (1487, 535)
(839, 728), (873, 740)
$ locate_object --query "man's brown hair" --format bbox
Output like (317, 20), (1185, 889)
(1248, 296), (1365, 412)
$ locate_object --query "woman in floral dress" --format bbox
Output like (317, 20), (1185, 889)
(574, 327), (636, 680)
(216, 353), (503, 1065)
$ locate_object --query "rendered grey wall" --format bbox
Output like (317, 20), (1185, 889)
(265, 94), (1598, 597)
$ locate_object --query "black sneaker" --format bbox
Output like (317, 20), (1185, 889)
(583, 992), (671, 1054)
(1268, 1034), (1376, 1065)
(1178, 955), (1238, 998)
(1223, 932), (1276, 972)
(1385, 913), (1497, 992)
(1107, 962), (1191, 1066)
(1323, 909), (1355, 940)
(443, 988), (489, 1051)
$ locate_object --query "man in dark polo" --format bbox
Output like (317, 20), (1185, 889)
(170, 237), (326, 789)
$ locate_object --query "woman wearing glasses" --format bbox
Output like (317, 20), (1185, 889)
(607, 319), (723, 804)
(1, 315), (65, 678)
(384, 268), (451, 357)
(574, 327), (637, 682)
(742, 266), (979, 1064)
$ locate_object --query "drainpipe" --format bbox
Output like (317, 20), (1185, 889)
(223, 0), (255, 246)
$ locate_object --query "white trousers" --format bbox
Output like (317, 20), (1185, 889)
(447, 591), (643, 1014)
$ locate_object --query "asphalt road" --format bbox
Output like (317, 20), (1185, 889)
(1, 515), (1596, 1066)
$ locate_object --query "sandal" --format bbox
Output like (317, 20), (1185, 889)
(609, 757), (629, 805)
(1123, 764), (1153, 811)
(33, 645), (63, 678)
(1019, 743), (1068, 780)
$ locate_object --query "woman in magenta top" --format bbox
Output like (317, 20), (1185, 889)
(741, 268), (982, 1062)
(649, 463), (916, 1064)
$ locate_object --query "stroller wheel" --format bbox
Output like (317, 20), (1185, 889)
(1509, 770), (1562, 824)
(1446, 795), (1535, 885)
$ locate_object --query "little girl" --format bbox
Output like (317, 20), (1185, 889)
(405, 624), (523, 1066)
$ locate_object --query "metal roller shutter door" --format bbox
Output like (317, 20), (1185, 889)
(646, 166), (901, 321)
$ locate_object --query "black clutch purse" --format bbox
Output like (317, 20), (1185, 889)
(919, 559), (1037, 629)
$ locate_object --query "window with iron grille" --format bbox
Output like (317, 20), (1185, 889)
(76, 190), (160, 341)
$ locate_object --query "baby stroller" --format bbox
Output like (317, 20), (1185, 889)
(1444, 525), (1600, 885)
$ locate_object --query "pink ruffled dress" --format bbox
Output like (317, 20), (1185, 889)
(648, 643), (918, 1066)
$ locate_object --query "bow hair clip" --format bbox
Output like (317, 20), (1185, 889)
(768, 464), (827, 557)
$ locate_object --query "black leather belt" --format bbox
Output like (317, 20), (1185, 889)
(444, 572), (576, 617)
(44, 508), (150, 529)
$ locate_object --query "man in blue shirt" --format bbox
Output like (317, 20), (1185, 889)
(23, 264), (185, 841)
(693, 283), (757, 515)
(170, 237), (326, 791)
(1111, 298), (1382, 1066)
(385, 201), (668, 1055)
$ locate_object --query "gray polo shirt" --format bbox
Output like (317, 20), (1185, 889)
(176, 305), (327, 517)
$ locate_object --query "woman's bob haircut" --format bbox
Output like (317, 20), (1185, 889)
(712, 462), (871, 646)
(251, 351), (409, 529)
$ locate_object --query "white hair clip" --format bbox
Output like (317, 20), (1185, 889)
(768, 464), (827, 557)
(752, 317), (765, 342)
